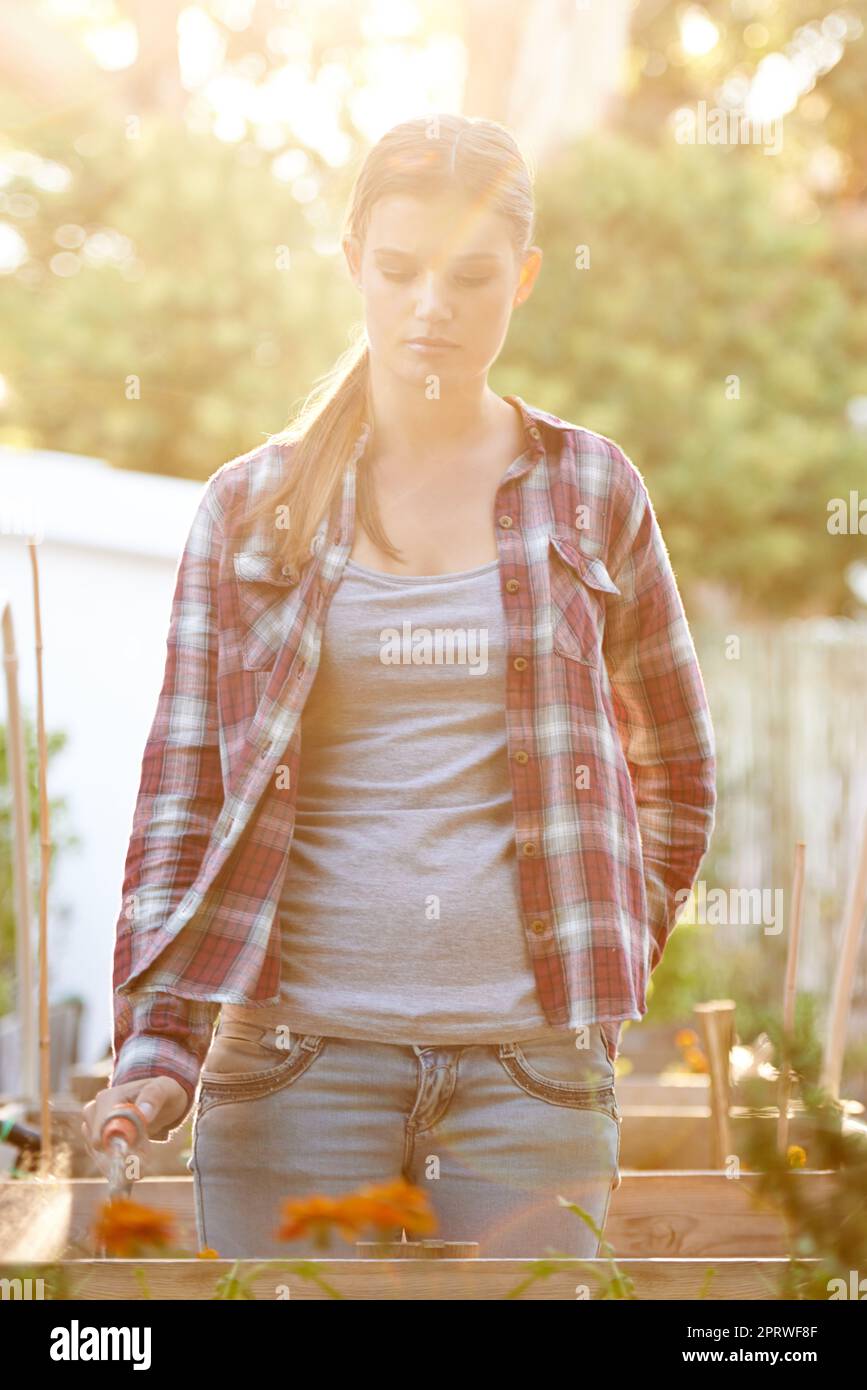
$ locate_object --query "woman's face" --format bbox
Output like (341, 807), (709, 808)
(343, 191), (542, 387)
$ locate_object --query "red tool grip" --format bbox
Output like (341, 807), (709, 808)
(100, 1102), (150, 1149)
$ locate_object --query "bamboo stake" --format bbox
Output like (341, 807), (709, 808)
(821, 812), (867, 1101)
(0, 596), (37, 1105)
(27, 541), (53, 1170)
(777, 841), (805, 1154)
(693, 1000), (736, 1168)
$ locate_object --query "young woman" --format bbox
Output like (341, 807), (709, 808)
(84, 114), (716, 1260)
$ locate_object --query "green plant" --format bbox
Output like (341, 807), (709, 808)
(211, 1258), (344, 1301)
(740, 1052), (867, 1300)
(505, 1198), (640, 1300)
(0, 715), (80, 1016)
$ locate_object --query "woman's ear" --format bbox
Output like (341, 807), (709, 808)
(514, 246), (543, 306)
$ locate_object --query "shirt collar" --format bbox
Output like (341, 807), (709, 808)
(347, 394), (572, 464)
(502, 393), (574, 454)
(324, 395), (573, 555)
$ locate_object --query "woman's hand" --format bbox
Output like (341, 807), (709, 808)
(81, 1076), (189, 1155)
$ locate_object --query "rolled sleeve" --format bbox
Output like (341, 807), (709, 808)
(111, 991), (219, 1142)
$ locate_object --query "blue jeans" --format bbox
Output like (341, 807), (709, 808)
(189, 1018), (622, 1259)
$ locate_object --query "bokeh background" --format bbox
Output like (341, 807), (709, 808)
(1, 1), (866, 1097)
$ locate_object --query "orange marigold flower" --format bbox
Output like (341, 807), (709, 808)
(277, 1179), (436, 1246)
(93, 1197), (175, 1256)
(277, 1195), (366, 1247)
(787, 1145), (807, 1168)
(675, 1029), (698, 1048)
(197, 1247), (221, 1258)
(684, 1046), (709, 1073)
(350, 1179), (437, 1236)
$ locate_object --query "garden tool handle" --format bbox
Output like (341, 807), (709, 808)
(100, 1101), (150, 1151)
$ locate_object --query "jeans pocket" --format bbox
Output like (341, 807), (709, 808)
(198, 1027), (326, 1115)
(201, 1022), (294, 1078)
(497, 1028), (620, 1123)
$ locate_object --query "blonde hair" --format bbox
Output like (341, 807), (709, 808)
(243, 114), (536, 574)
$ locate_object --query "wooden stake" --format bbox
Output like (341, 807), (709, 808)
(777, 841), (805, 1154)
(821, 812), (867, 1101)
(28, 541), (53, 1170)
(0, 596), (37, 1105)
(693, 1000), (736, 1168)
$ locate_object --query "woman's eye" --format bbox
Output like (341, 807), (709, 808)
(380, 270), (492, 287)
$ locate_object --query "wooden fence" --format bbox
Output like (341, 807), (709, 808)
(691, 618), (867, 1009)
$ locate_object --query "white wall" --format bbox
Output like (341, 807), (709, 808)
(0, 445), (206, 1068)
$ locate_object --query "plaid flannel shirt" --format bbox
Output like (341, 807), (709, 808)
(110, 395), (716, 1139)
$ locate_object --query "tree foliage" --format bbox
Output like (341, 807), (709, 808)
(501, 131), (866, 615)
(0, 1), (864, 615)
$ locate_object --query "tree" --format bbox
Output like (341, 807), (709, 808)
(499, 131), (865, 615)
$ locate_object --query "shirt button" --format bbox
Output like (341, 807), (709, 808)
(281, 564), (295, 577)
(498, 515), (513, 528)
(514, 750), (529, 764)
(528, 426), (541, 440)
(505, 578), (519, 593)
(513, 656), (528, 671)
(530, 919), (546, 934)
(522, 841), (537, 856)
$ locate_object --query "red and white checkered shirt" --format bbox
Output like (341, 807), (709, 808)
(111, 395), (716, 1138)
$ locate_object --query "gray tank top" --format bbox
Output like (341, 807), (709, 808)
(274, 554), (571, 1045)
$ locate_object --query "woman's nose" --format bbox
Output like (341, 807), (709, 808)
(413, 270), (452, 321)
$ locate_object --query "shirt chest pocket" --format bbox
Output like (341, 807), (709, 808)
(233, 550), (306, 671)
(547, 530), (621, 667)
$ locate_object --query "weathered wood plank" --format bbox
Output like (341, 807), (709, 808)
(0, 1257), (805, 1300)
(0, 1171), (836, 1262)
(615, 1077), (710, 1106)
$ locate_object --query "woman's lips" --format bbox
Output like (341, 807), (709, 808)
(404, 339), (459, 354)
